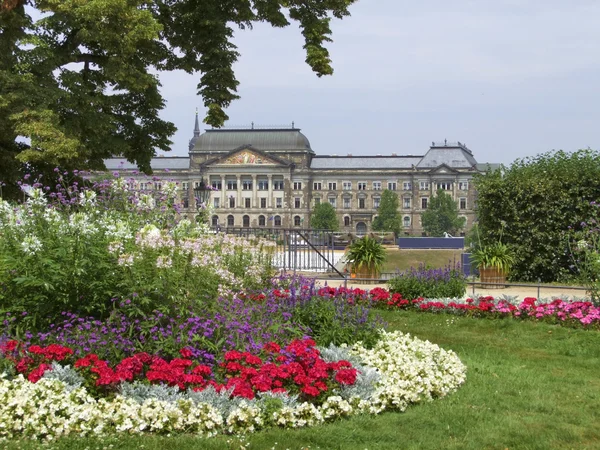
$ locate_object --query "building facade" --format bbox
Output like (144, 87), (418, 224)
(105, 114), (495, 235)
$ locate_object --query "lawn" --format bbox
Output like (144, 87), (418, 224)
(383, 248), (464, 273)
(7, 311), (600, 450)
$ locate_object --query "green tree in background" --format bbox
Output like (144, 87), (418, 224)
(0, 0), (357, 198)
(310, 202), (339, 231)
(421, 190), (466, 237)
(474, 149), (600, 282)
(372, 190), (401, 236)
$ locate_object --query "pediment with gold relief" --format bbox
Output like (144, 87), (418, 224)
(221, 150), (279, 165)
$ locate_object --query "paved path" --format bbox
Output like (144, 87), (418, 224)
(315, 277), (588, 300)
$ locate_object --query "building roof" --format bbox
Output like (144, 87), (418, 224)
(310, 156), (422, 170)
(417, 142), (478, 168)
(191, 128), (313, 153)
(104, 157), (190, 171)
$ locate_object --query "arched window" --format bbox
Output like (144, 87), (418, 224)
(258, 215), (266, 226)
(356, 222), (367, 235)
(211, 215), (219, 227)
(403, 216), (411, 227)
(344, 216), (350, 227)
(227, 215), (235, 227)
(274, 215), (282, 227)
(243, 215), (250, 227)
(294, 215), (301, 227)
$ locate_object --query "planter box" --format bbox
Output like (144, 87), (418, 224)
(351, 265), (380, 284)
(479, 266), (507, 289)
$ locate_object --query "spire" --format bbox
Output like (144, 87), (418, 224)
(189, 108), (201, 151)
(193, 108), (200, 136)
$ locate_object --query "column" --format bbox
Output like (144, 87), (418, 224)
(236, 175), (241, 209)
(221, 175), (226, 208)
(267, 174), (273, 209)
(252, 174), (257, 210)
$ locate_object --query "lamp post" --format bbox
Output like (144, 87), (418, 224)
(194, 177), (211, 224)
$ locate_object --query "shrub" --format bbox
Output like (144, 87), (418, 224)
(388, 264), (466, 300)
(0, 173), (275, 331)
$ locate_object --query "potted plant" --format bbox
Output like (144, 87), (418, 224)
(470, 224), (515, 288)
(345, 235), (387, 282)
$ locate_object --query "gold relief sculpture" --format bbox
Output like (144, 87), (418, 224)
(223, 150), (276, 165)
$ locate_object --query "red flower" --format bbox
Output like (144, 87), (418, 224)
(28, 363), (52, 383)
(179, 348), (193, 358)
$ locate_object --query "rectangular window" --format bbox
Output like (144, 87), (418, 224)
(328, 197), (336, 208)
(436, 182), (452, 191)
(359, 198), (366, 209)
(273, 180), (284, 190)
(314, 197), (321, 206)
(227, 180), (237, 190)
(183, 197), (189, 208)
(374, 198), (380, 209)
(403, 198), (411, 209)
(459, 197), (467, 209)
(343, 181), (352, 191)
(260, 198), (267, 208)
(154, 182), (162, 190)
(328, 182), (337, 191)
(419, 181), (430, 191)
(257, 180), (269, 190)
(459, 181), (469, 191)
(242, 180), (252, 190)
(211, 181), (222, 190)
(294, 197), (301, 208)
(245, 198), (251, 208)
(387, 182), (397, 191)
(403, 182), (412, 191)
(293, 182), (302, 190)
(313, 182), (322, 191)
(357, 182), (367, 191)
(213, 198), (220, 208)
(421, 197), (428, 209)
(343, 198), (351, 209)
(276, 198), (282, 208)
(182, 182), (189, 191)
(373, 182), (382, 191)
(229, 197), (235, 208)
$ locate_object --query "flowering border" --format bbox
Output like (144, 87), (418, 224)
(0, 331), (466, 441)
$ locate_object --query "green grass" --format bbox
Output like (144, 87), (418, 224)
(6, 312), (600, 449)
(383, 248), (463, 272)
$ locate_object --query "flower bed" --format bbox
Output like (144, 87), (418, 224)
(0, 331), (466, 441)
(319, 285), (600, 330)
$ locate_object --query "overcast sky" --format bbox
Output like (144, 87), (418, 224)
(157, 0), (600, 165)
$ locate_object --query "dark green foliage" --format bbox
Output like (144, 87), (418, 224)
(0, 0), (356, 193)
(371, 190), (401, 236)
(421, 190), (466, 236)
(474, 149), (600, 282)
(291, 297), (381, 348)
(345, 236), (387, 271)
(388, 264), (467, 299)
(310, 202), (339, 231)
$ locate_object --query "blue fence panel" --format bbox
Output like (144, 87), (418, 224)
(397, 237), (465, 249)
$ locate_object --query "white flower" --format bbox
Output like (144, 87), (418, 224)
(156, 256), (172, 269)
(21, 235), (42, 255)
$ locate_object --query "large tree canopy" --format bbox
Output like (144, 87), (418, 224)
(310, 202), (338, 231)
(421, 190), (465, 237)
(372, 190), (401, 236)
(0, 0), (356, 197)
(473, 149), (600, 282)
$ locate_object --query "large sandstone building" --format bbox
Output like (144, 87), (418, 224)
(106, 114), (495, 235)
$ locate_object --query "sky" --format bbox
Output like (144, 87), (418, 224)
(156, 0), (600, 165)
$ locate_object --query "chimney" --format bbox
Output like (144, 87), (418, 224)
(347, 153), (352, 157)
(391, 153), (397, 156)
